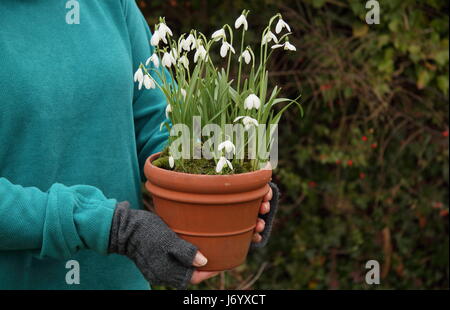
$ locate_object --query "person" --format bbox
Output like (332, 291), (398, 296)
(0, 0), (279, 289)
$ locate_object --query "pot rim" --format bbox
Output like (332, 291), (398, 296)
(144, 152), (273, 194)
(145, 152), (272, 179)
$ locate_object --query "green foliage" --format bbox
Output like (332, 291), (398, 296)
(139, 0), (449, 289)
(153, 145), (254, 174)
(138, 11), (301, 173)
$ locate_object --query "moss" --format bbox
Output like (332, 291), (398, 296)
(151, 157), (172, 170)
(152, 148), (254, 175)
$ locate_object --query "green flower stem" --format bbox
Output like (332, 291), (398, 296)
(237, 30), (246, 94)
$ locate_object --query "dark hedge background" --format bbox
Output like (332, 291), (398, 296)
(138, 0), (449, 289)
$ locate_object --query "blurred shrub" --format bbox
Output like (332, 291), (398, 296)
(138, 0), (449, 289)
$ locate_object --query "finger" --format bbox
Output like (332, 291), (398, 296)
(192, 251), (208, 267)
(252, 232), (262, 243)
(255, 218), (265, 233)
(263, 187), (273, 202)
(259, 201), (270, 215)
(190, 271), (220, 285)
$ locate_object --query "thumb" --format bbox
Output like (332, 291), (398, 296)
(192, 251), (208, 267)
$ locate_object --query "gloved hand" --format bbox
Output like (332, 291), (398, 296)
(108, 202), (211, 289)
(108, 182), (280, 289)
(251, 182), (280, 250)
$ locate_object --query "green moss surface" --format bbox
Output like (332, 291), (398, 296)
(152, 148), (254, 175)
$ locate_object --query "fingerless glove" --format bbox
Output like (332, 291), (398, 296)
(250, 182), (280, 250)
(108, 202), (198, 289)
(109, 182), (280, 288)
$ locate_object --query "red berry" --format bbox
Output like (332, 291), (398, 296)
(359, 172), (366, 179)
(347, 160), (353, 166)
(362, 136), (368, 142)
(320, 84), (332, 91)
(442, 131), (449, 137)
(371, 143), (378, 149)
(432, 202), (444, 209)
(308, 181), (317, 188)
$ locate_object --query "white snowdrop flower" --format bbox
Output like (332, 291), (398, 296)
(160, 34), (168, 44)
(211, 28), (226, 41)
(165, 104), (172, 118)
(239, 50), (251, 64)
(169, 156), (174, 168)
(262, 31), (278, 45)
(179, 55), (189, 70)
(150, 30), (162, 46)
(285, 41), (297, 51)
(180, 88), (187, 100)
(220, 42), (235, 58)
(244, 94), (261, 110)
(242, 117), (259, 130)
(134, 67), (143, 83)
(271, 42), (296, 51)
(180, 38), (191, 51)
(193, 38), (203, 51)
(194, 45), (208, 63)
(159, 121), (166, 132)
(235, 14), (248, 31)
(233, 116), (245, 123)
(143, 74), (156, 90)
(153, 26), (168, 45)
(162, 52), (176, 68)
(189, 40), (197, 51)
(158, 22), (173, 38)
(186, 34), (196, 50)
(275, 18), (291, 34)
(134, 68), (144, 90)
(145, 53), (159, 68)
(233, 116), (259, 130)
(180, 39), (187, 51)
(216, 156), (234, 173)
(218, 140), (236, 154)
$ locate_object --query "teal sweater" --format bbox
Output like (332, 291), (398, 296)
(0, 0), (169, 289)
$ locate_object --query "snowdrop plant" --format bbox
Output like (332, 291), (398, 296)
(134, 12), (302, 174)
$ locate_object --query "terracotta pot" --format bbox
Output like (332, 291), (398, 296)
(144, 152), (272, 271)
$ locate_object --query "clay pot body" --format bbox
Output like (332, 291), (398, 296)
(144, 153), (272, 271)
